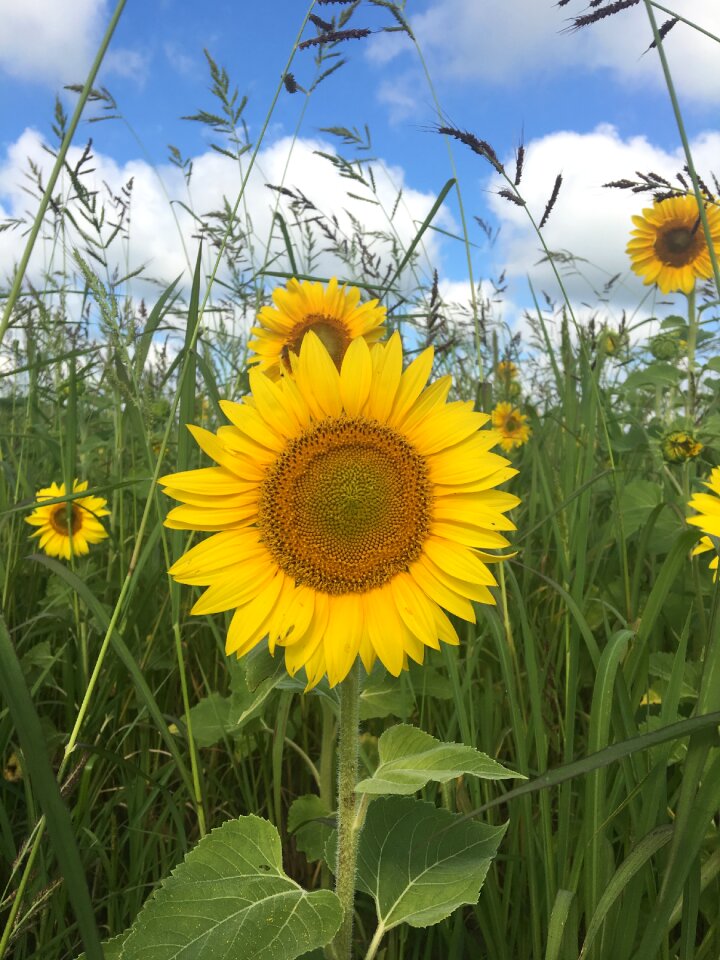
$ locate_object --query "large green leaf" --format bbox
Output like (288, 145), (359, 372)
(75, 931), (129, 960)
(359, 672), (414, 720)
(622, 362), (680, 391)
(355, 724), (519, 795)
(287, 795), (334, 863)
(121, 816), (341, 960)
(356, 797), (505, 931)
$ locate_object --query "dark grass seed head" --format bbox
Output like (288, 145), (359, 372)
(499, 188), (526, 207)
(298, 28), (372, 50)
(539, 174), (563, 228)
(436, 126), (505, 174)
(647, 16), (679, 50)
(514, 144), (525, 186)
(568, 0), (640, 31)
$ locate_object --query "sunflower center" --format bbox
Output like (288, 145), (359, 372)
(505, 416), (519, 432)
(656, 224), (702, 267)
(258, 417), (432, 594)
(49, 503), (82, 535)
(285, 315), (349, 370)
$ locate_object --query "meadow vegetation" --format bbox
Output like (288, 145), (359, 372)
(1, 2), (720, 959)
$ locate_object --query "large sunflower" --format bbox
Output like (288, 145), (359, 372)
(687, 466), (720, 579)
(491, 402), (531, 452)
(25, 480), (109, 560)
(248, 277), (386, 380)
(627, 195), (720, 295)
(162, 333), (519, 687)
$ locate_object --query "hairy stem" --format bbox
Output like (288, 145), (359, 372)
(332, 664), (361, 959)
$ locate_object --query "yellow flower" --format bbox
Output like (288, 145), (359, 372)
(600, 329), (627, 355)
(627, 195), (720, 295)
(491, 402), (531, 452)
(661, 430), (703, 464)
(249, 277), (386, 380)
(25, 481), (109, 560)
(687, 466), (720, 579)
(496, 360), (518, 381)
(161, 332), (520, 688)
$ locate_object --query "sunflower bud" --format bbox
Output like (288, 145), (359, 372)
(662, 430), (703, 464)
(650, 333), (681, 361)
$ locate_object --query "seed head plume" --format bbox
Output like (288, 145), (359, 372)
(568, 0), (640, 30)
(436, 125), (505, 175)
(309, 13), (334, 32)
(299, 28), (372, 50)
(514, 143), (525, 186)
(499, 188), (526, 207)
(646, 16), (679, 51)
(539, 174), (563, 228)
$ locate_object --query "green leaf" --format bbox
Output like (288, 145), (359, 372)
(184, 692), (232, 748)
(121, 816), (342, 960)
(355, 724), (520, 795)
(622, 362), (680, 391)
(359, 672), (414, 720)
(356, 797), (505, 930)
(75, 931), (129, 960)
(287, 795), (334, 863)
(0, 614), (103, 960)
(618, 479), (662, 537)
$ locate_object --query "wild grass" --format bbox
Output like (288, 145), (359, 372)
(1, 2), (720, 959)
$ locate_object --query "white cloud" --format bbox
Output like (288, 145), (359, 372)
(0, 129), (453, 325)
(368, 0), (720, 104)
(486, 123), (720, 320)
(0, 0), (148, 89)
(103, 48), (150, 87)
(0, 0), (107, 85)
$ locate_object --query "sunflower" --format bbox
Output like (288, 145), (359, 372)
(496, 360), (518, 381)
(25, 480), (109, 560)
(491, 402), (531, 452)
(687, 467), (720, 579)
(248, 277), (386, 380)
(162, 332), (519, 688)
(627, 195), (720, 295)
(662, 430), (703, 464)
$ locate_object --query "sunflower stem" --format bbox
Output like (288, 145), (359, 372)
(685, 287), (697, 427)
(332, 663), (361, 960)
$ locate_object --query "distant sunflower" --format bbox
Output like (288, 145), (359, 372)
(662, 430), (703, 464)
(496, 360), (518, 381)
(491, 402), (531, 452)
(627, 195), (720, 295)
(687, 466), (720, 579)
(25, 480), (109, 560)
(249, 277), (386, 379)
(162, 333), (519, 688)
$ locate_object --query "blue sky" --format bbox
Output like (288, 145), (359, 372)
(1, 0), (719, 332)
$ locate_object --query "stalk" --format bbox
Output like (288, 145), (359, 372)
(331, 664), (361, 959)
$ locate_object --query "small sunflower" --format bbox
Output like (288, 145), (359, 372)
(600, 329), (628, 356)
(687, 467), (720, 579)
(496, 360), (518, 381)
(25, 480), (109, 560)
(491, 402), (531, 452)
(627, 195), (720, 295)
(662, 430), (703, 464)
(162, 333), (520, 688)
(249, 277), (386, 379)
(650, 332), (681, 362)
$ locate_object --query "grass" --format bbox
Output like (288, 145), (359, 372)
(1, 2), (720, 958)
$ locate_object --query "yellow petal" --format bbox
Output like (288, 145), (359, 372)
(340, 336), (372, 416)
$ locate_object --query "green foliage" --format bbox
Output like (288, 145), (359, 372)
(120, 817), (342, 959)
(354, 797), (506, 931)
(355, 724), (520, 795)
